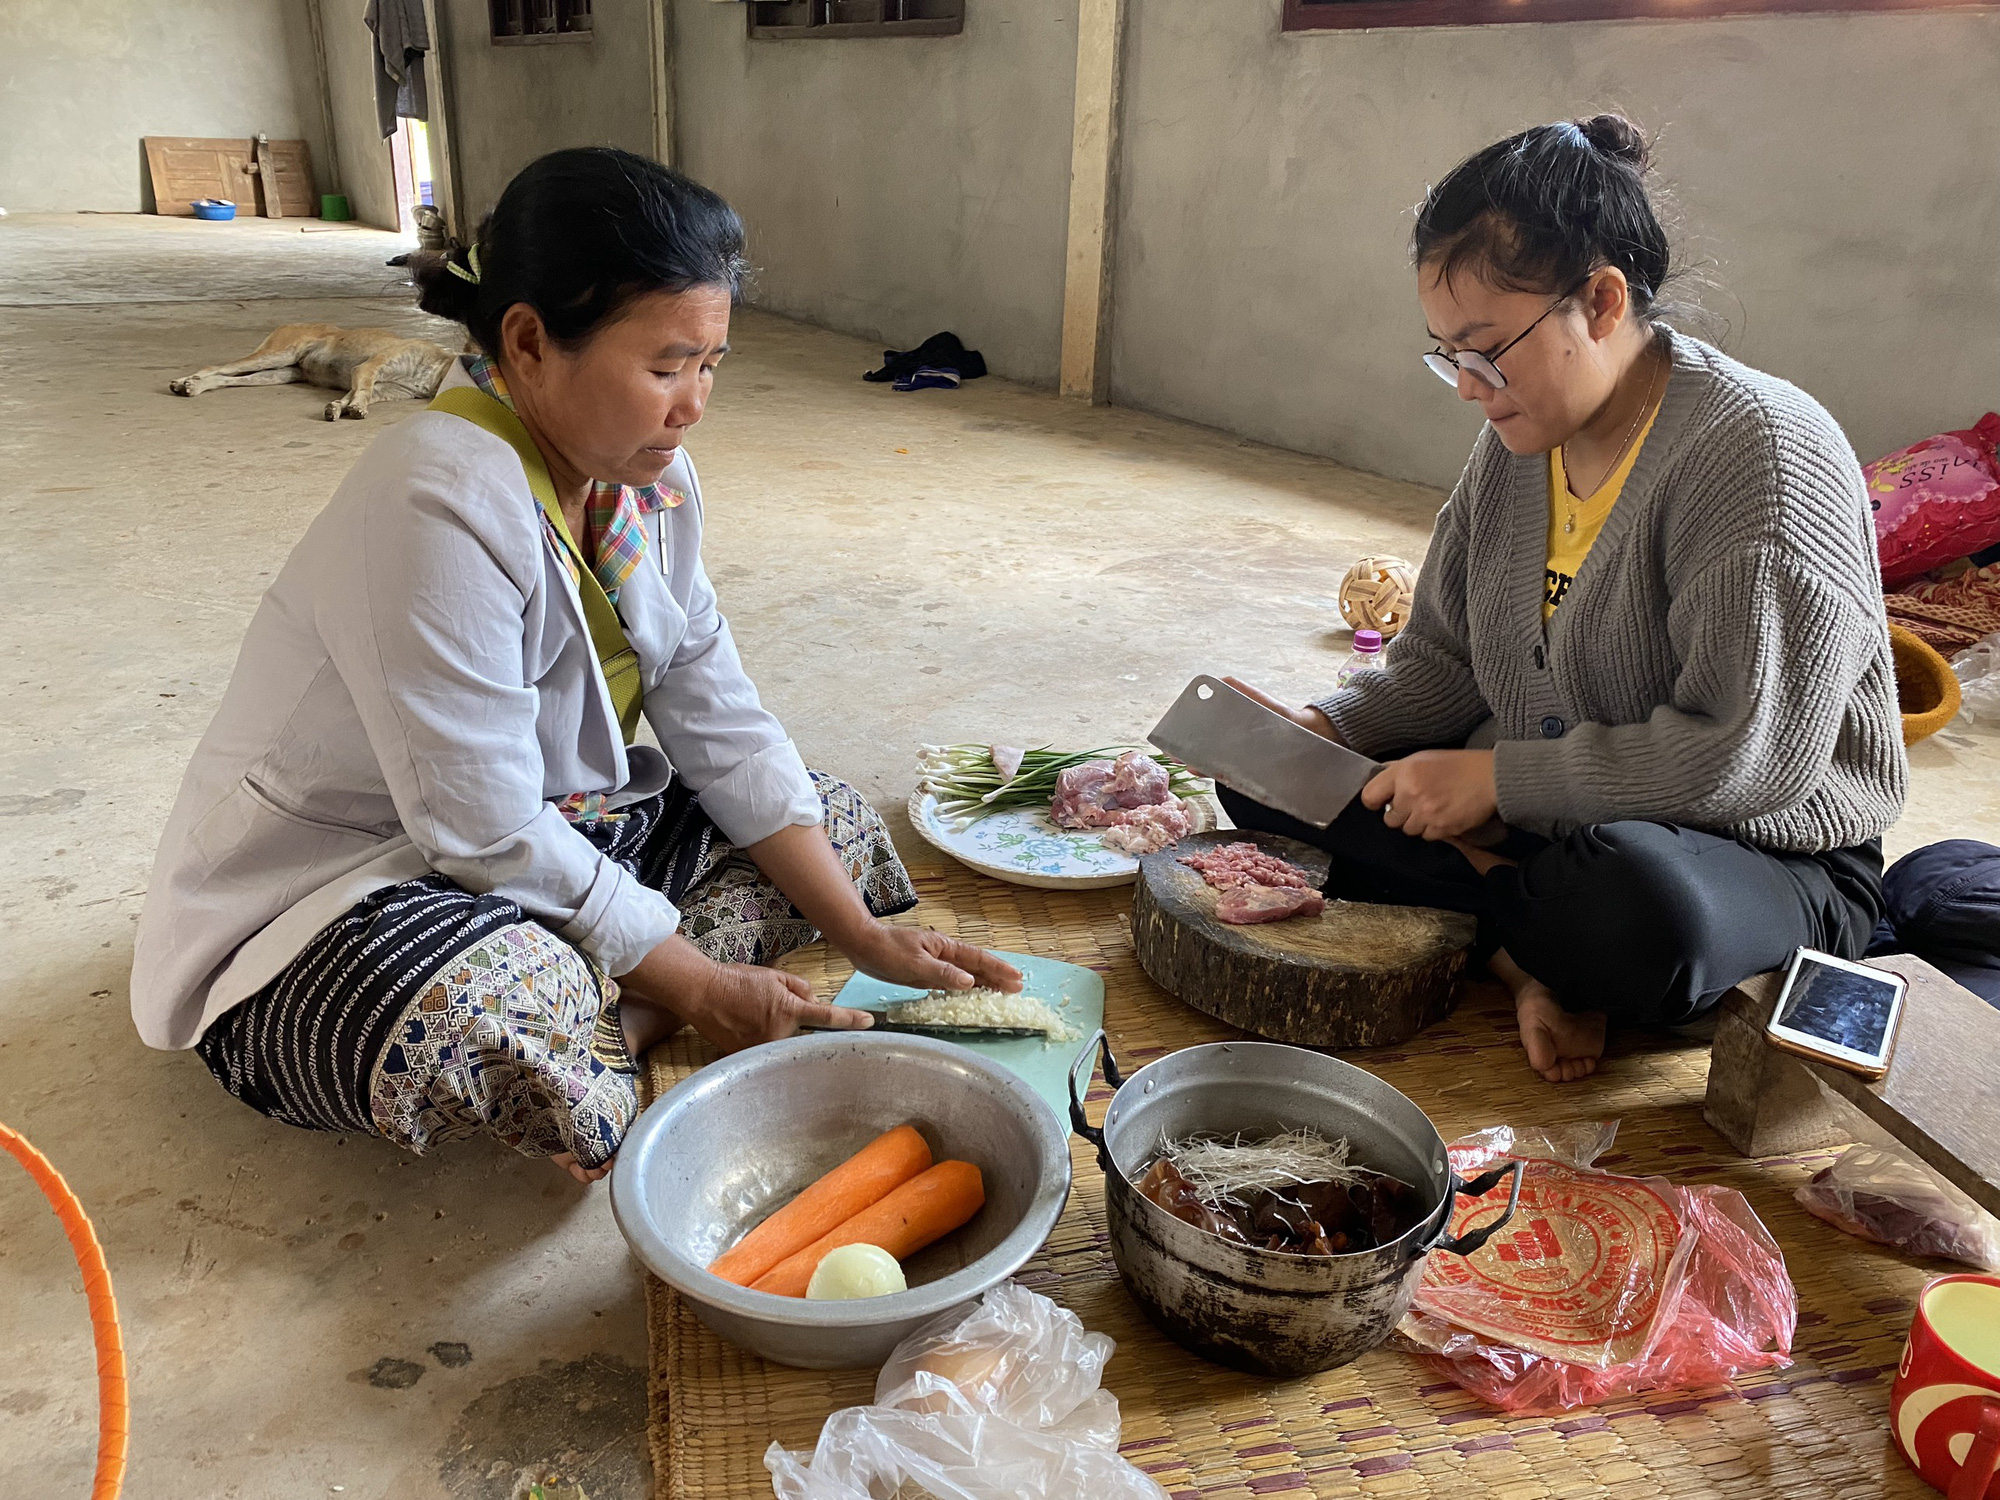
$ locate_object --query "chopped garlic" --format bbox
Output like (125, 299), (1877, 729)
(885, 988), (1083, 1043)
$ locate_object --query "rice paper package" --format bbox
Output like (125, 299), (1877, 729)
(1398, 1123), (1796, 1413)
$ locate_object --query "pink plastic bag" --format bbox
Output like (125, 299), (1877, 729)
(1398, 1123), (1797, 1413)
(1866, 413), (2000, 589)
(1796, 1143), (2000, 1270)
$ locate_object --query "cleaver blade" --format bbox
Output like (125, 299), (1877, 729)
(1149, 675), (1380, 830)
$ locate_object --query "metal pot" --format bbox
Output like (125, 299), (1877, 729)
(1068, 1034), (1521, 1377)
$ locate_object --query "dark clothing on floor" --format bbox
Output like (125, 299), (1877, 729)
(1867, 838), (2000, 1005)
(1218, 785), (1884, 1028)
(863, 332), (986, 384)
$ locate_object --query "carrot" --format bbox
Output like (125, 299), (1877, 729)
(707, 1124), (933, 1287)
(751, 1159), (986, 1299)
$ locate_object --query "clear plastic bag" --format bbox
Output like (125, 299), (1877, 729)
(1796, 1142), (2000, 1270)
(1398, 1121), (1797, 1413)
(1955, 630), (2000, 725)
(765, 1282), (1168, 1500)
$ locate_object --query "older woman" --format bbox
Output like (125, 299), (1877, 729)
(134, 149), (1017, 1178)
(1231, 115), (1906, 1083)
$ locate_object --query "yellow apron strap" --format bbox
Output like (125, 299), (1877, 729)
(429, 386), (644, 743)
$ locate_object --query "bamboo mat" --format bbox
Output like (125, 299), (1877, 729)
(641, 854), (1938, 1500)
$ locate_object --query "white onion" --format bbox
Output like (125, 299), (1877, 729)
(806, 1243), (908, 1301)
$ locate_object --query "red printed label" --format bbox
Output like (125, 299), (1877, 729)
(1417, 1160), (1686, 1366)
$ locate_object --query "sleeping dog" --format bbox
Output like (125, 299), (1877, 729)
(170, 324), (457, 420)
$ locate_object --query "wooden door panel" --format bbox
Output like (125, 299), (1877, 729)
(144, 137), (257, 215)
(144, 136), (316, 217)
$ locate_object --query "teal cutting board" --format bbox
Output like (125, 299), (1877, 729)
(831, 950), (1103, 1121)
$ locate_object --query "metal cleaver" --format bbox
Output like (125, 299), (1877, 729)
(1149, 675), (1381, 829)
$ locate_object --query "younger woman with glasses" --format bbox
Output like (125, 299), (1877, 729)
(1228, 114), (1906, 1083)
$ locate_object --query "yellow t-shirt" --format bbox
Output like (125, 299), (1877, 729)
(1545, 404), (1661, 619)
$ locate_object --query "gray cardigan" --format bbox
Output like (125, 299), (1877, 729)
(1317, 331), (1907, 854)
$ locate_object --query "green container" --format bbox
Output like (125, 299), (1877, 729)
(319, 193), (353, 222)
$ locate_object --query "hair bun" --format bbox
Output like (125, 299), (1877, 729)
(1576, 113), (1651, 169)
(410, 240), (484, 330)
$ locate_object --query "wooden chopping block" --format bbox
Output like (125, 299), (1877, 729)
(1132, 831), (1475, 1048)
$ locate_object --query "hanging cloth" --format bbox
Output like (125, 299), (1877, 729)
(364, 0), (431, 140)
(429, 386), (645, 744)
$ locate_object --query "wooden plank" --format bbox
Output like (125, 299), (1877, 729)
(1705, 955), (2000, 1218)
(648, 0), (676, 165)
(420, 0), (466, 238)
(256, 135), (284, 218)
(266, 140), (319, 218)
(143, 136), (258, 216)
(1702, 973), (1857, 1157)
(1810, 954), (2000, 1218)
(306, 0), (342, 197)
(1057, 0), (1125, 404)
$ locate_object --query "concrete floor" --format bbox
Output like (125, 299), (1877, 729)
(2, 214), (1995, 1500)
(0, 212), (419, 306)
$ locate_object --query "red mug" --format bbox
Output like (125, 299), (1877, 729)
(1894, 1273), (2000, 1500)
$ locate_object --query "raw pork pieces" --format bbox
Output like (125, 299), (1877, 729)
(1052, 751), (1193, 856)
(1181, 841), (1324, 926)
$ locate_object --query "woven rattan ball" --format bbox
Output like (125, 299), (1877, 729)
(1338, 556), (1418, 639)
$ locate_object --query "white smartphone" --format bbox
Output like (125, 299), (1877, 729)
(1764, 948), (1908, 1080)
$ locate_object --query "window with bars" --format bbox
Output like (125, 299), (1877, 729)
(490, 0), (593, 45)
(749, 0), (965, 40)
(1283, 0), (1983, 30)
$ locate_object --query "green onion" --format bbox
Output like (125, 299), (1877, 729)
(917, 744), (1212, 831)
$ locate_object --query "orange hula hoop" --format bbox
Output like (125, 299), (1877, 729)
(1, 1122), (128, 1500)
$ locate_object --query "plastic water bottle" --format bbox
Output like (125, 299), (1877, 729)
(1334, 629), (1385, 691)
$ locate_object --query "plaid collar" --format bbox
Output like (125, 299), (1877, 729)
(463, 354), (684, 603)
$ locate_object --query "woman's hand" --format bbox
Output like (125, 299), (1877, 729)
(1361, 750), (1498, 841)
(617, 935), (876, 1055)
(1221, 678), (1342, 743)
(740, 823), (1022, 1000)
(849, 922), (1024, 995)
(677, 961), (877, 1054)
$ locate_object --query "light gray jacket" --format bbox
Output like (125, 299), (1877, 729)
(1317, 331), (1907, 853)
(132, 361), (820, 1051)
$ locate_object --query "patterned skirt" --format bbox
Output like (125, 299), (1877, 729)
(196, 772), (916, 1167)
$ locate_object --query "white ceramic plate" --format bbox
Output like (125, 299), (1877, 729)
(905, 788), (1225, 891)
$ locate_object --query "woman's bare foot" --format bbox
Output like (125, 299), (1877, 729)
(1489, 948), (1607, 1083)
(551, 1151), (610, 1185)
(1514, 985), (1607, 1083)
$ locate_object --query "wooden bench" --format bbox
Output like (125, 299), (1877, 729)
(1703, 953), (2000, 1218)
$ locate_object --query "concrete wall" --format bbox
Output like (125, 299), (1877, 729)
(1110, 0), (2000, 489)
(671, 0), (1078, 386)
(316, 0), (402, 230)
(434, 0), (659, 224)
(0, 0), (329, 214)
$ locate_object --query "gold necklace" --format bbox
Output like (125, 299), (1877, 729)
(1561, 345), (1664, 534)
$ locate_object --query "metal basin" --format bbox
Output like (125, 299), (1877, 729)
(611, 1031), (1072, 1370)
(1071, 1037), (1521, 1377)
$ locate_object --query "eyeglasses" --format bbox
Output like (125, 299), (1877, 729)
(1422, 278), (1590, 391)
